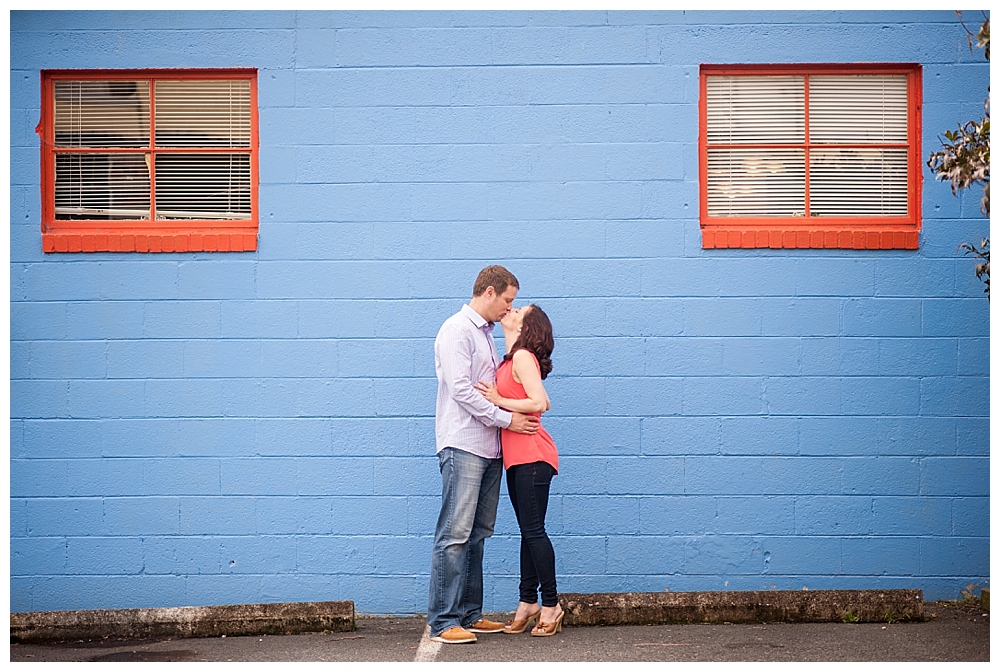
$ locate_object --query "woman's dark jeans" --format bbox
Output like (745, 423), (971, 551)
(506, 461), (558, 607)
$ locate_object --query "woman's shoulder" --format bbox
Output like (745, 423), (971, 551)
(511, 348), (540, 367)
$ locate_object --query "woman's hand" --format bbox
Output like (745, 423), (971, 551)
(474, 381), (503, 406)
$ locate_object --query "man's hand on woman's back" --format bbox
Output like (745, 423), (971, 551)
(508, 413), (540, 434)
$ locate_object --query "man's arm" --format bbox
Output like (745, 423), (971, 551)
(436, 324), (514, 429)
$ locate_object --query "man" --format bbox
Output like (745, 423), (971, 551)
(427, 265), (540, 644)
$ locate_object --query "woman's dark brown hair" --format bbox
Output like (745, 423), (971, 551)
(504, 304), (554, 379)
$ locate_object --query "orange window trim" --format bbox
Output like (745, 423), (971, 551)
(699, 63), (922, 250)
(38, 68), (259, 253)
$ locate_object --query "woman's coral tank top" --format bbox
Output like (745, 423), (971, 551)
(496, 350), (558, 473)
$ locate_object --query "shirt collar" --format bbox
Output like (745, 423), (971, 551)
(461, 303), (494, 331)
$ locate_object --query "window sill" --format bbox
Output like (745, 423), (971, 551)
(41, 227), (258, 253)
(701, 225), (919, 250)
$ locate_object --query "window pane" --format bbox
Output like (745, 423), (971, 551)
(54, 81), (150, 148)
(810, 75), (908, 144)
(155, 80), (252, 148)
(707, 149), (806, 217)
(54, 153), (150, 220)
(155, 154), (251, 220)
(706, 76), (805, 144)
(810, 148), (909, 216)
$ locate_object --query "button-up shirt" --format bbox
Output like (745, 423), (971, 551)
(434, 304), (513, 458)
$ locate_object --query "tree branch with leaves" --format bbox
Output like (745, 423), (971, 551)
(927, 13), (990, 298)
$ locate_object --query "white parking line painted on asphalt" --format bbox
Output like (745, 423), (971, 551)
(414, 624), (441, 662)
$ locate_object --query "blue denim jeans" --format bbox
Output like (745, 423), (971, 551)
(427, 447), (503, 637)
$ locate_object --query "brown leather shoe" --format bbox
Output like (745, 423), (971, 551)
(466, 618), (505, 633)
(430, 626), (477, 644)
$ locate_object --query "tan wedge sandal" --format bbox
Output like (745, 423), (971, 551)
(530, 609), (565, 637)
(504, 610), (540, 634)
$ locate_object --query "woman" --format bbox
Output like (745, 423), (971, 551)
(474, 304), (563, 637)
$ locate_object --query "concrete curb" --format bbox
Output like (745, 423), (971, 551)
(10, 590), (924, 643)
(10, 600), (355, 644)
(560, 589), (924, 626)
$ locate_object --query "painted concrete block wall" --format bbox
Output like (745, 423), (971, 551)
(10, 10), (989, 614)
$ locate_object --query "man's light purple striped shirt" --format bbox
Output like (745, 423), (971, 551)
(434, 304), (513, 458)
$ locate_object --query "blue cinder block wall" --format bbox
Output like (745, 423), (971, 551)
(10, 10), (989, 614)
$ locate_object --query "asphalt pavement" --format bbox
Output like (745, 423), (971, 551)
(10, 601), (988, 663)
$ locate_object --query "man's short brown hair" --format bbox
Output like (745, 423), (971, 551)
(472, 265), (519, 297)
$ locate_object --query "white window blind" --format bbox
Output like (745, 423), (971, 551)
(54, 80), (150, 147)
(54, 153), (151, 220)
(809, 75), (908, 143)
(53, 77), (252, 222)
(810, 148), (909, 216)
(706, 76), (804, 145)
(705, 72), (910, 219)
(707, 148), (805, 217)
(54, 81), (151, 219)
(155, 154), (251, 220)
(154, 80), (251, 148)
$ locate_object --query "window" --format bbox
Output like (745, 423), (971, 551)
(38, 69), (258, 252)
(699, 64), (922, 249)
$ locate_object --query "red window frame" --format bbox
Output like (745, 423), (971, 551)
(699, 63), (922, 250)
(38, 68), (259, 253)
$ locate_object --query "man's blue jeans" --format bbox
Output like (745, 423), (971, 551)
(427, 447), (503, 637)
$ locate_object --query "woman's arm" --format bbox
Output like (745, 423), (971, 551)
(511, 349), (550, 413)
(474, 380), (543, 414)
(474, 351), (550, 414)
